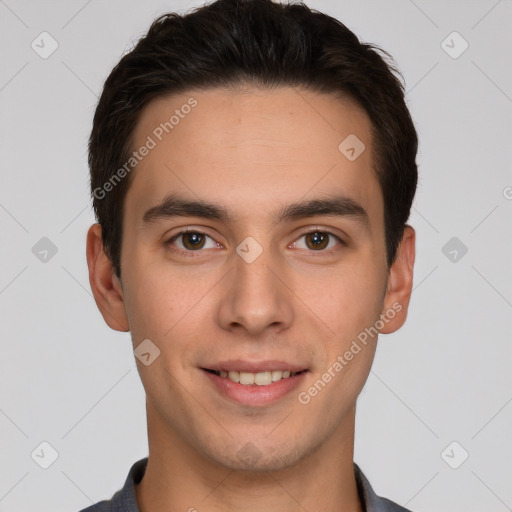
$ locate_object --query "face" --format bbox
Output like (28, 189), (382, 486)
(88, 85), (414, 472)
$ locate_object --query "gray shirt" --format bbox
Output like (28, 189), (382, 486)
(78, 458), (412, 512)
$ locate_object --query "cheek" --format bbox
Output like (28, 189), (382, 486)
(305, 274), (381, 405)
(122, 262), (177, 342)
(122, 256), (215, 365)
(303, 261), (384, 339)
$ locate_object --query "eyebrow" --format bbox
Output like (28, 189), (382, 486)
(142, 193), (369, 226)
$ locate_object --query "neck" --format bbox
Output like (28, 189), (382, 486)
(135, 404), (363, 512)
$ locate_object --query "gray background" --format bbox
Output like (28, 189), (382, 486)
(0, 0), (511, 511)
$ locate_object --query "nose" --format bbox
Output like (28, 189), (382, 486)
(216, 245), (294, 337)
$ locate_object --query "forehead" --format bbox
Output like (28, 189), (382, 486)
(126, 85), (382, 229)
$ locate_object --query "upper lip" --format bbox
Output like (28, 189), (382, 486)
(202, 360), (308, 373)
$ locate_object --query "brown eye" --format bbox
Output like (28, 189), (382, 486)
(304, 231), (329, 250)
(181, 232), (206, 250)
(293, 230), (343, 252)
(166, 230), (218, 253)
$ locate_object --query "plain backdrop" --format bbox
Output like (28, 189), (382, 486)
(0, 1), (511, 511)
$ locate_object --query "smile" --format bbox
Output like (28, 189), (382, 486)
(201, 362), (309, 406)
(204, 369), (303, 386)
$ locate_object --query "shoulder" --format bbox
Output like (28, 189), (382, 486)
(78, 501), (114, 512)
(354, 462), (414, 512)
(76, 458), (148, 512)
(377, 497), (414, 512)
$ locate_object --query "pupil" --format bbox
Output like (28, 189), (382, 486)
(308, 232), (327, 250)
(185, 232), (203, 249)
(312, 233), (323, 244)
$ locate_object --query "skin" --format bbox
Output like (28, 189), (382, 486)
(86, 85), (415, 512)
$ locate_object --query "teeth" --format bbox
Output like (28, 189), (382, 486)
(255, 371), (272, 386)
(215, 370), (299, 385)
(228, 371), (240, 383)
(239, 372), (255, 385)
(271, 370), (283, 382)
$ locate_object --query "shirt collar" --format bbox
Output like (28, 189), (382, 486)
(354, 463), (412, 512)
(109, 458), (411, 512)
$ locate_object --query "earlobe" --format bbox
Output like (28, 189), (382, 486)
(86, 223), (130, 332)
(379, 225), (416, 334)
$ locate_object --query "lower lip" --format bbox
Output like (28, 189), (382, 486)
(203, 369), (308, 406)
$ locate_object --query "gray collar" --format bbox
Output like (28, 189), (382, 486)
(82, 458), (412, 512)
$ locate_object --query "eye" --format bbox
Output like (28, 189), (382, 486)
(164, 227), (344, 256)
(291, 229), (343, 252)
(165, 229), (220, 253)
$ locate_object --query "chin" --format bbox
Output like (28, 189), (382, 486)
(203, 436), (316, 473)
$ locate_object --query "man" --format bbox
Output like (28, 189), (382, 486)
(83, 0), (417, 510)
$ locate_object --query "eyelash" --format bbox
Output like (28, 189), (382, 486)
(164, 227), (345, 257)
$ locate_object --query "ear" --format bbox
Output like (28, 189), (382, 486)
(86, 223), (130, 332)
(379, 225), (415, 334)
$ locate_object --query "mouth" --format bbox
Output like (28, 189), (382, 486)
(201, 361), (309, 406)
(202, 368), (307, 386)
